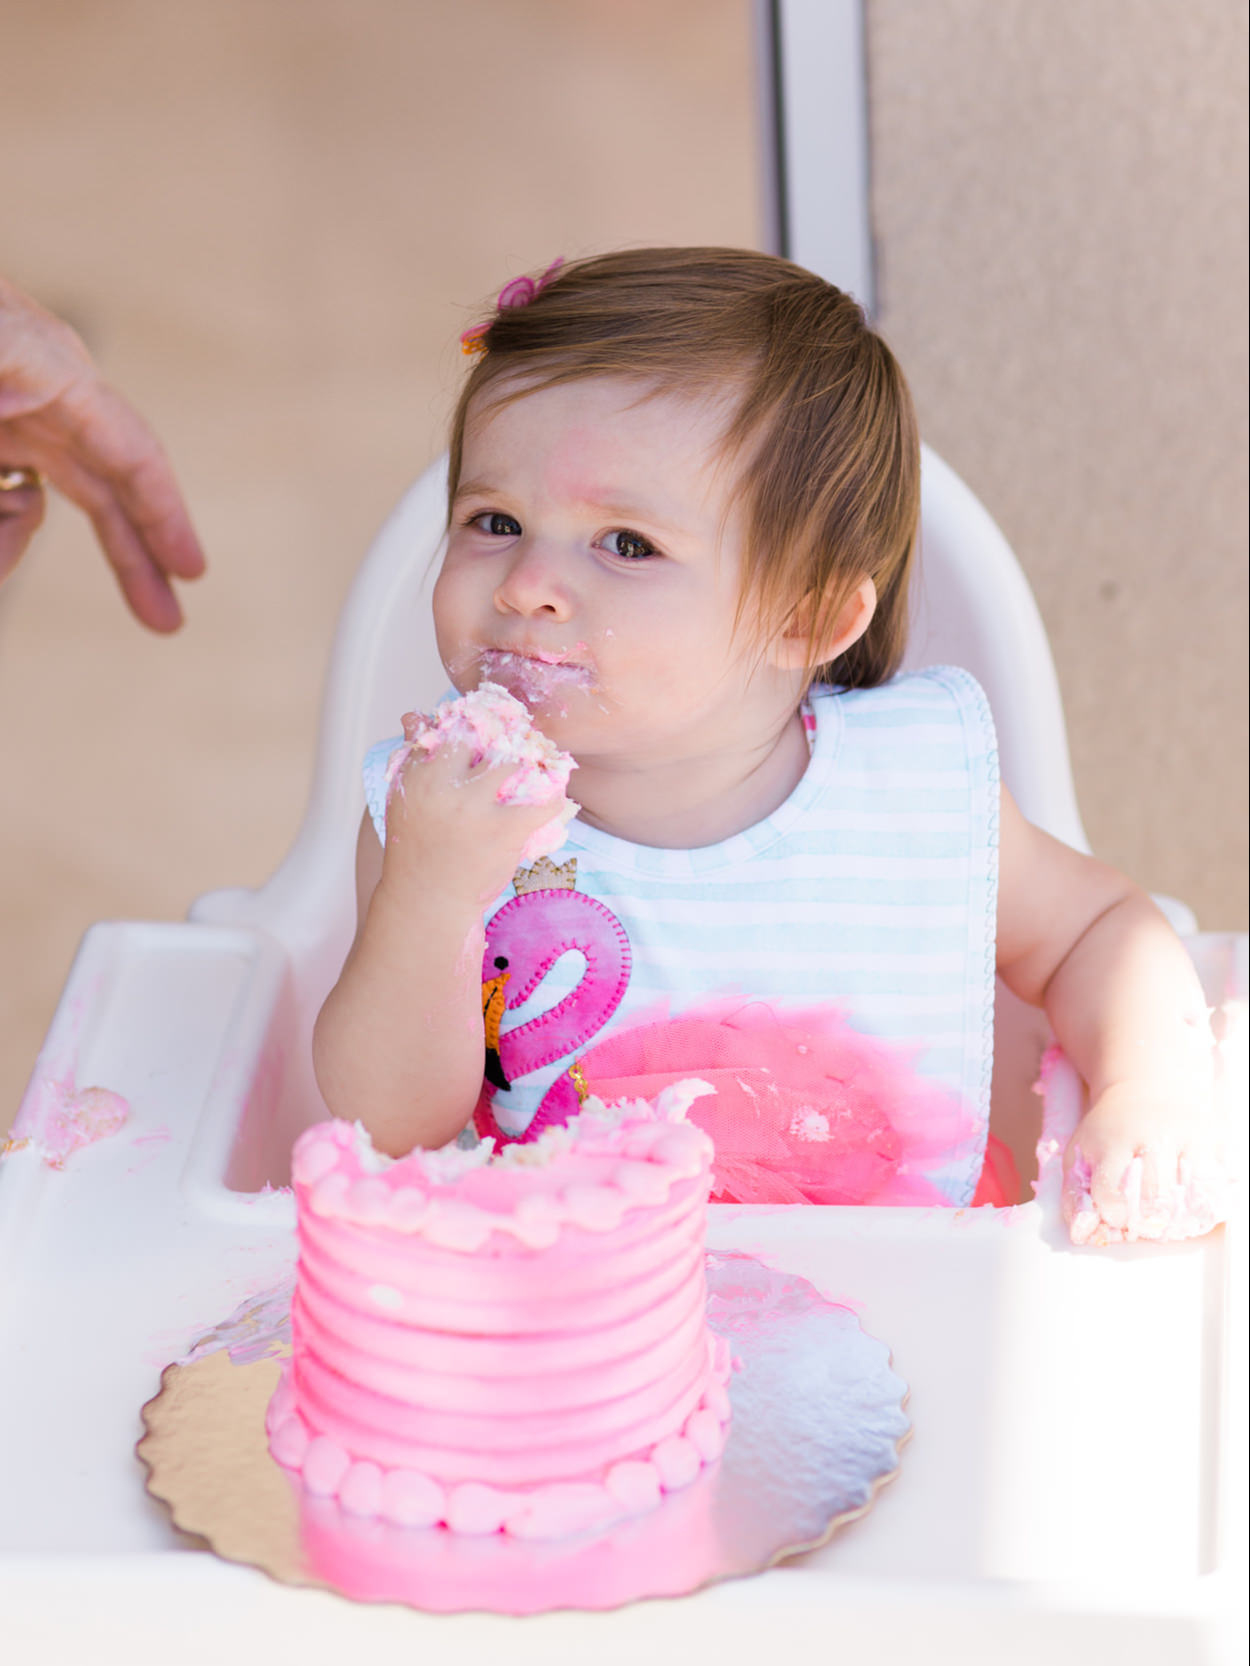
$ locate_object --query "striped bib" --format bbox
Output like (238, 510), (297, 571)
(365, 666), (999, 1205)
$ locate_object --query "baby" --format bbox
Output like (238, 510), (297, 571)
(314, 247), (1219, 1239)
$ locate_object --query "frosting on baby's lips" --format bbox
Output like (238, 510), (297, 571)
(476, 648), (594, 708)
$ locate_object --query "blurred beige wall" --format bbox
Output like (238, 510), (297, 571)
(1, 0), (1245, 1131)
(868, 0), (1248, 931)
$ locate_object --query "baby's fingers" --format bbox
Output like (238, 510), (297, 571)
(1062, 1090), (1229, 1245)
(1085, 1150), (1137, 1232)
(1061, 1125), (1143, 1236)
(384, 740), (570, 894)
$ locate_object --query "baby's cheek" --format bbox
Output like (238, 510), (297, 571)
(432, 564), (475, 647)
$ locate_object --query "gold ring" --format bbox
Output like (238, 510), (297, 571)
(0, 466), (43, 492)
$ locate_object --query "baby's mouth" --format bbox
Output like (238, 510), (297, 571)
(477, 648), (594, 708)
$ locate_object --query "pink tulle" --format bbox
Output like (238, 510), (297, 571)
(971, 1134), (1020, 1207)
(562, 1001), (979, 1207)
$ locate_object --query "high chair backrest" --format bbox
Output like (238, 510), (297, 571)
(192, 445), (1091, 968)
(904, 445), (1089, 850)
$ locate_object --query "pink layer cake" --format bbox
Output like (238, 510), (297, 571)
(267, 1083), (733, 1540)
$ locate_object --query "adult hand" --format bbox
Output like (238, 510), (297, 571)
(0, 275), (205, 630)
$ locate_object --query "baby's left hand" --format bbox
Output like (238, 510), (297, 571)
(1063, 1082), (1227, 1245)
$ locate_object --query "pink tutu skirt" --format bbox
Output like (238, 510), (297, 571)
(477, 1001), (1018, 1208)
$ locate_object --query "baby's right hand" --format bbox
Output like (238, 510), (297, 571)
(380, 741), (567, 906)
(1061, 1081), (1226, 1245)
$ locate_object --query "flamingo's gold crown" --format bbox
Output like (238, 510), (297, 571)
(512, 855), (578, 895)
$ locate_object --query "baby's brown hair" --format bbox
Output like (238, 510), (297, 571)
(448, 247), (919, 687)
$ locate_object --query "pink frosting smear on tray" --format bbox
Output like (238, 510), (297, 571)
(2, 1072), (129, 1169)
(387, 681), (577, 862)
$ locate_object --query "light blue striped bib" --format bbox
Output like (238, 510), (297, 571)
(364, 666), (999, 1204)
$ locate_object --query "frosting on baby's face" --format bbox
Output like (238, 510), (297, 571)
(475, 647), (594, 710)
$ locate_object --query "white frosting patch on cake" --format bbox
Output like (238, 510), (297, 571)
(350, 1119), (494, 1182)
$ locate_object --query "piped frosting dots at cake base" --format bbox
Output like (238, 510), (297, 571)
(267, 1083), (733, 1540)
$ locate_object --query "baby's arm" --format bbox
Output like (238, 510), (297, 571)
(996, 788), (1217, 1235)
(312, 745), (558, 1157)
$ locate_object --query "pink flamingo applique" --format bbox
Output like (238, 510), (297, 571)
(473, 885), (632, 1144)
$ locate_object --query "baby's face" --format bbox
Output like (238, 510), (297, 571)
(434, 376), (800, 772)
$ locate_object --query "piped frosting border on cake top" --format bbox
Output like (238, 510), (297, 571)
(292, 1081), (715, 1253)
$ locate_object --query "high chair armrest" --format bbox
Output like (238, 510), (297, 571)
(4, 919), (301, 1229)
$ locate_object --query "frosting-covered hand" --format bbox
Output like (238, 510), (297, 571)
(383, 734), (572, 907)
(388, 681), (577, 873)
(381, 684), (576, 905)
(1062, 1081), (1227, 1245)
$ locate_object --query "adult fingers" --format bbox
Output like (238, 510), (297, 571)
(73, 381), (206, 584)
(23, 390), (204, 631)
(0, 473), (47, 585)
(0, 277), (88, 417)
(85, 492), (186, 633)
(3, 279), (204, 628)
(47, 381), (205, 628)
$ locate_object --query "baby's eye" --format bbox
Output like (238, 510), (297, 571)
(600, 529), (656, 561)
(469, 511), (522, 537)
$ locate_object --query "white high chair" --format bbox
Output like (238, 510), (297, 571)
(2, 443), (1244, 1665)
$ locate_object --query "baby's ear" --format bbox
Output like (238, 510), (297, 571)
(768, 576), (878, 672)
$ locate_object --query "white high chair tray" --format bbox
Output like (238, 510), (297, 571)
(0, 921), (1244, 1666)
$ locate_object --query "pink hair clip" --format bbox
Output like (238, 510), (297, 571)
(460, 257), (564, 356)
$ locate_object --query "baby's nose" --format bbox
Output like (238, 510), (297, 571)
(493, 543), (573, 620)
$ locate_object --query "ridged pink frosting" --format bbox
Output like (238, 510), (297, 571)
(268, 1085), (732, 1538)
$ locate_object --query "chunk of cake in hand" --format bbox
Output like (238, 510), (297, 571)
(384, 682), (577, 863)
